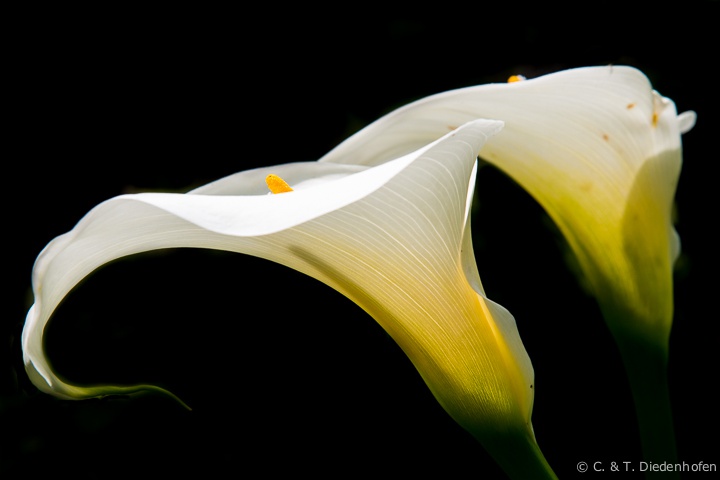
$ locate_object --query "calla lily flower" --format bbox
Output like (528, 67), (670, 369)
(22, 120), (557, 479)
(319, 65), (696, 465)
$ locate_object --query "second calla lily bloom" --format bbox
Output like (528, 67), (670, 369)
(320, 66), (695, 351)
(22, 120), (557, 478)
(319, 65), (696, 465)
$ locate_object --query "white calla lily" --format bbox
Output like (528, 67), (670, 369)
(320, 65), (695, 465)
(22, 119), (556, 479)
(23, 64), (692, 477)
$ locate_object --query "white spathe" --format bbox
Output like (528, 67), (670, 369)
(320, 65), (695, 347)
(24, 119), (539, 440)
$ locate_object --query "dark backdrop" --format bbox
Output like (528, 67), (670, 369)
(4, 2), (718, 478)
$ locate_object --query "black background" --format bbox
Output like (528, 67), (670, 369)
(4, 2), (718, 478)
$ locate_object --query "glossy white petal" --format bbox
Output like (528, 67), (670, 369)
(321, 65), (694, 345)
(24, 120), (538, 436)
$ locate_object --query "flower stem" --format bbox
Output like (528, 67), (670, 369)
(479, 427), (558, 480)
(613, 334), (678, 480)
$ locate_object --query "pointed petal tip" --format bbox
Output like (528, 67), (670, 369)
(678, 110), (697, 134)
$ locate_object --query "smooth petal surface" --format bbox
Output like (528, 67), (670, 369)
(23, 120), (540, 437)
(321, 65), (695, 348)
